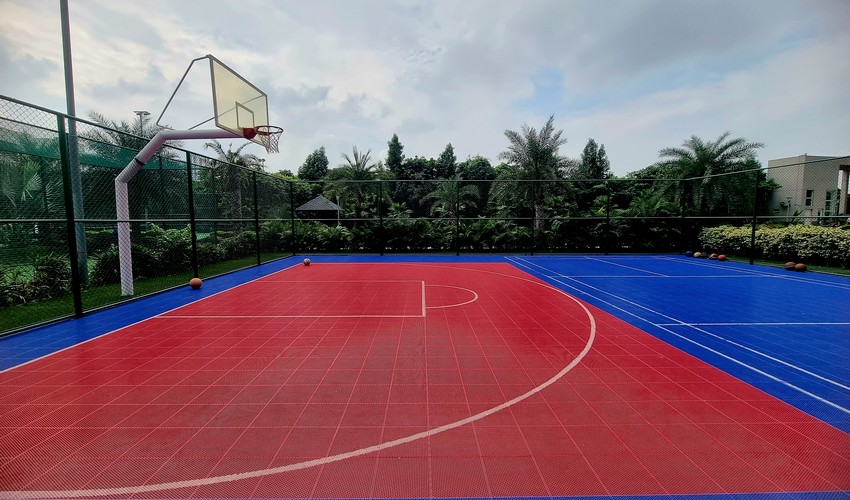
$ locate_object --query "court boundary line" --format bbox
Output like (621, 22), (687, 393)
(1, 263), (596, 499)
(161, 280), (427, 319)
(658, 322), (850, 326)
(546, 275), (778, 279)
(509, 257), (850, 416)
(654, 256), (850, 290)
(0, 263), (302, 376)
(161, 314), (424, 319)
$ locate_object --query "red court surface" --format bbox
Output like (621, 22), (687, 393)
(1, 263), (848, 498)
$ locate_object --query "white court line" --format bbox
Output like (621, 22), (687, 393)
(162, 314), (424, 319)
(655, 256), (850, 290)
(161, 280), (428, 319)
(546, 275), (776, 279)
(658, 322), (850, 326)
(583, 256), (667, 276)
(509, 256), (850, 414)
(424, 285), (479, 309)
(0, 264), (596, 499)
(0, 262), (302, 375)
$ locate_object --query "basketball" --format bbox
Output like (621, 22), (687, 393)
(718, 254), (727, 261)
(784, 262), (796, 271)
(303, 258), (311, 266)
(795, 263), (807, 272)
(189, 277), (202, 289)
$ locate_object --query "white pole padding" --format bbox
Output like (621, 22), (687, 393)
(115, 128), (241, 296)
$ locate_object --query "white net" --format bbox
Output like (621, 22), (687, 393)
(256, 126), (283, 154)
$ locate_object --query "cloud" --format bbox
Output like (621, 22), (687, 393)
(0, 0), (847, 176)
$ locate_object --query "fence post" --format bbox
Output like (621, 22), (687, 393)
(378, 180), (384, 256)
(253, 171), (261, 266)
(605, 180), (611, 255)
(749, 169), (760, 265)
(57, 116), (83, 317)
(289, 180), (296, 255)
(680, 180), (688, 252)
(455, 180), (460, 256)
(530, 180), (536, 255)
(186, 152), (199, 278)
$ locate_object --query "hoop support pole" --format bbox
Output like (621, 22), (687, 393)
(115, 128), (240, 296)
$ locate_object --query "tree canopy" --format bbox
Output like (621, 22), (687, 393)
(298, 146), (329, 181)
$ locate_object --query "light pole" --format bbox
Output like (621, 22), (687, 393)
(133, 110), (150, 135)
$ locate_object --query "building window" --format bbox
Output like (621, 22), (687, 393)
(805, 190), (813, 207)
(825, 191), (832, 216)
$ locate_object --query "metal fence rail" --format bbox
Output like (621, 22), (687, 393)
(1, 94), (849, 335)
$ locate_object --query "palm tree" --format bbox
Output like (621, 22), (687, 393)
(0, 129), (62, 219)
(204, 141), (266, 230)
(423, 178), (479, 218)
(657, 132), (763, 215)
(497, 115), (568, 230)
(84, 112), (183, 159)
(325, 146), (379, 220)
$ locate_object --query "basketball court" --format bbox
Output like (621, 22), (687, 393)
(1, 255), (848, 499)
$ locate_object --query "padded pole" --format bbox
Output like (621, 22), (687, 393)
(116, 128), (240, 295)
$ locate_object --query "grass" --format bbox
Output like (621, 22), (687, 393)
(723, 254), (850, 277)
(0, 254), (293, 334)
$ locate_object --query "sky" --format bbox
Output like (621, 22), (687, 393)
(0, 0), (848, 176)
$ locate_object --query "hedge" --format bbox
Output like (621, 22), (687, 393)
(699, 224), (850, 268)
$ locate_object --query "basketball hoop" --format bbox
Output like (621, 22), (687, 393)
(247, 125), (283, 153)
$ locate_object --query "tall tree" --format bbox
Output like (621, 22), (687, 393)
(657, 132), (764, 215)
(423, 178), (479, 218)
(497, 115), (568, 229)
(204, 141), (266, 230)
(571, 138), (612, 213)
(574, 139), (611, 180)
(325, 146), (379, 220)
(386, 134), (405, 178)
(298, 146), (329, 181)
(436, 143), (457, 179)
(457, 156), (496, 216)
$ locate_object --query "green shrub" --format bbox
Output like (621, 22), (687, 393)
(0, 266), (30, 307)
(315, 224), (352, 251)
(260, 221), (290, 252)
(700, 224), (850, 267)
(699, 225), (752, 255)
(90, 246), (120, 286)
(196, 241), (226, 266)
(90, 243), (164, 286)
(27, 253), (71, 300)
(220, 231), (257, 259)
(137, 224), (191, 270)
(85, 229), (117, 255)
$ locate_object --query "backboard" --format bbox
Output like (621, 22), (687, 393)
(157, 54), (270, 148)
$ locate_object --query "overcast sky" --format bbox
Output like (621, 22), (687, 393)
(1, 0), (848, 175)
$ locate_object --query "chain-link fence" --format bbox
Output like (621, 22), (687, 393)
(1, 96), (294, 334)
(2, 94), (849, 335)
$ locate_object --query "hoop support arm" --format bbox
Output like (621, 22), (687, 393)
(115, 128), (241, 295)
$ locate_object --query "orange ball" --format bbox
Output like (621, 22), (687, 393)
(189, 277), (202, 289)
(794, 263), (807, 272)
(717, 254), (727, 261)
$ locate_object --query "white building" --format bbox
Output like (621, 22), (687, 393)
(766, 155), (849, 218)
